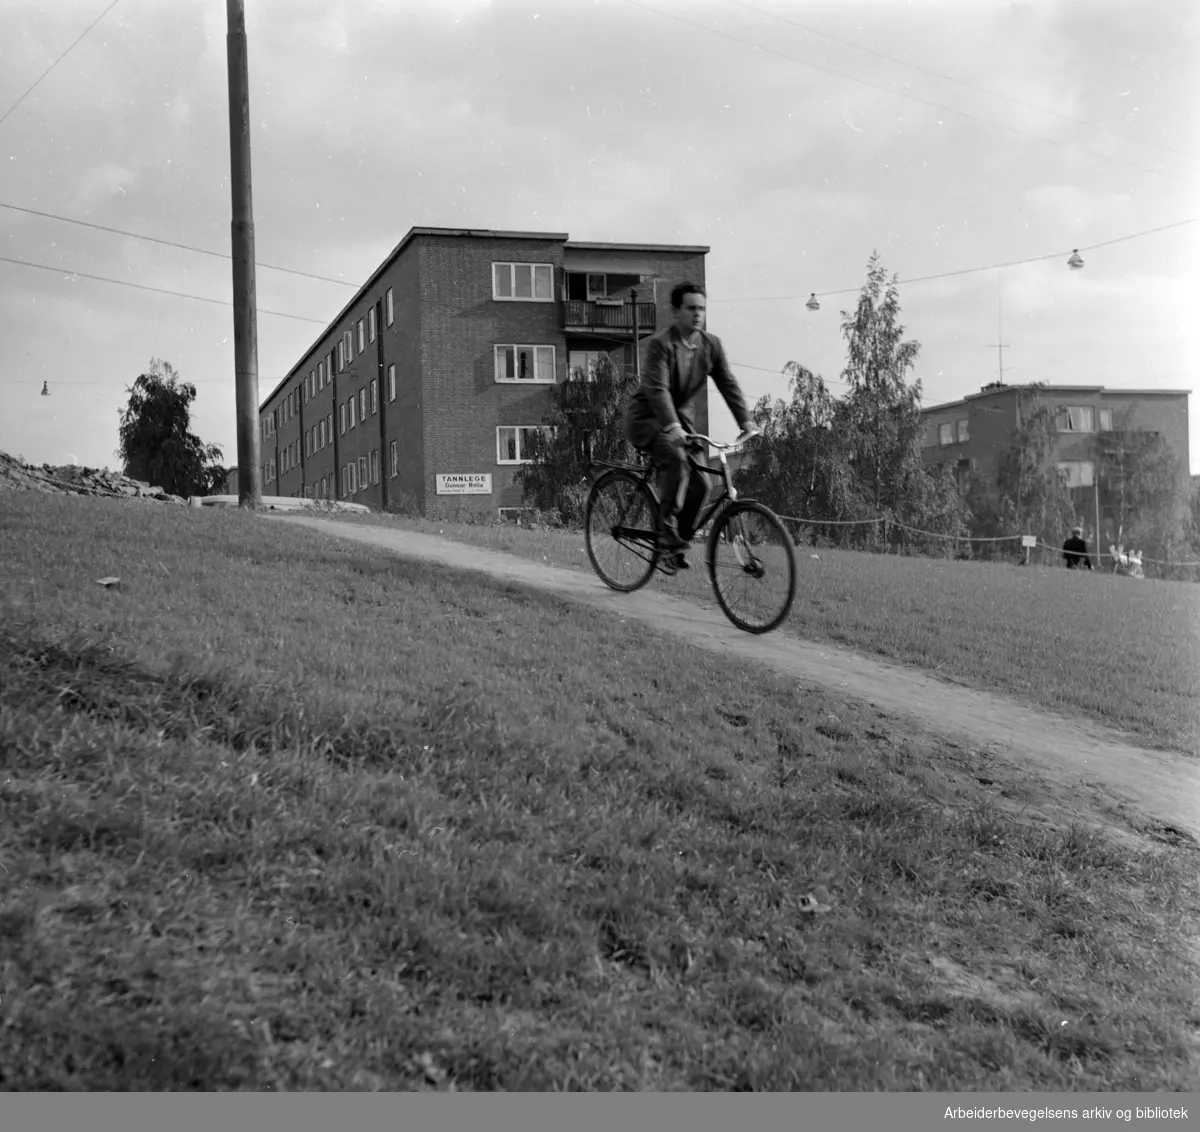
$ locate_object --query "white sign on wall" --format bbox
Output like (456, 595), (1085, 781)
(435, 473), (493, 496)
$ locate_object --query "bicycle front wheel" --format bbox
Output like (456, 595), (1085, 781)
(585, 469), (660, 592)
(707, 501), (797, 633)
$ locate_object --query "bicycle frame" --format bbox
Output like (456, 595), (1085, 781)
(585, 430), (747, 558)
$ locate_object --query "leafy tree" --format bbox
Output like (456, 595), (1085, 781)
(738, 254), (969, 553)
(1096, 406), (1190, 562)
(515, 353), (638, 525)
(837, 252), (925, 523)
(993, 384), (1076, 545)
(116, 359), (224, 498)
(740, 364), (864, 544)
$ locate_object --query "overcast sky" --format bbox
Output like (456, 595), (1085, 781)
(2, 0), (1196, 476)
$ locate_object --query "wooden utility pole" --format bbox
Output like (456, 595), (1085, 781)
(227, 0), (262, 507)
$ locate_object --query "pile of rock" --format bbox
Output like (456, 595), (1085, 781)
(0, 451), (186, 505)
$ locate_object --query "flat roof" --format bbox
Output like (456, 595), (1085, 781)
(921, 383), (1191, 414)
(564, 240), (711, 254)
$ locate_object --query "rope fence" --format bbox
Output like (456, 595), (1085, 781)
(768, 512), (1200, 576)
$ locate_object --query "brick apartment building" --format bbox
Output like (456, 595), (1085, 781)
(257, 227), (712, 517)
(920, 381), (1192, 534)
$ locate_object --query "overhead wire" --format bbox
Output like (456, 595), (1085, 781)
(0, 1), (121, 129)
(0, 202), (360, 287)
(715, 216), (1199, 302)
(620, 0), (1185, 182)
(727, 0), (1193, 159)
(0, 253), (328, 324)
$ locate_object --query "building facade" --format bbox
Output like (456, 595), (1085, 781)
(920, 382), (1192, 533)
(257, 227), (711, 517)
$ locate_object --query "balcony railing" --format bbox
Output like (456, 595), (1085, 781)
(564, 299), (656, 333)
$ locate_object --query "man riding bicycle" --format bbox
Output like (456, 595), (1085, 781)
(624, 280), (759, 569)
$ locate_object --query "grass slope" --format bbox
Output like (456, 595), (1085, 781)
(332, 511), (1200, 755)
(0, 494), (1197, 1091)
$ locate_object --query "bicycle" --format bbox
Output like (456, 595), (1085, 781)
(583, 430), (798, 634)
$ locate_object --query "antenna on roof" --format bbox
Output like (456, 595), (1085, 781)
(984, 282), (1011, 387)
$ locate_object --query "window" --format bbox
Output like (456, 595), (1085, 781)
(568, 350), (604, 381)
(957, 418), (969, 443)
(496, 425), (553, 464)
(938, 422), (954, 446)
(344, 330), (353, 363)
(318, 360), (325, 390)
(390, 440), (398, 478)
(349, 461), (358, 494)
(349, 396), (357, 429)
(337, 339), (345, 372)
(357, 319), (365, 352)
(358, 455), (368, 488)
(319, 419), (326, 449)
(1056, 406), (1095, 432)
(304, 433), (309, 458)
(495, 344), (555, 383)
(359, 388), (367, 421)
(311, 425), (317, 453)
(586, 273), (607, 299)
(370, 379), (377, 415)
(339, 403), (346, 435)
(1057, 461), (1095, 488)
(492, 262), (554, 302)
(369, 449), (378, 485)
(307, 372), (313, 402)
(1099, 408), (1113, 432)
(386, 287), (394, 326)
(388, 363), (396, 402)
(368, 307), (376, 343)
(326, 413), (333, 444)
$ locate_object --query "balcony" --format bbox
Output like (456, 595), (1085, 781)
(564, 299), (656, 334)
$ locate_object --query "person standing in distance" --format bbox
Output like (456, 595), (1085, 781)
(624, 281), (759, 569)
(1062, 524), (1094, 570)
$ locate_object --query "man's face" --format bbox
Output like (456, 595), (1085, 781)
(674, 292), (706, 334)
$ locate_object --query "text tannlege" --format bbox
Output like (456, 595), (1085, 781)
(944, 1106), (1189, 1120)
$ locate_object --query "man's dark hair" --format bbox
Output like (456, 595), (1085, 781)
(670, 281), (706, 309)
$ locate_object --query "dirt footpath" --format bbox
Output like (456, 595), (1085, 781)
(269, 515), (1200, 846)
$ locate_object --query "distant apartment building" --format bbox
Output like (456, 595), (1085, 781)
(257, 226), (711, 517)
(920, 382), (1191, 532)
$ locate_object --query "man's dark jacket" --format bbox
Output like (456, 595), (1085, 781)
(1062, 535), (1093, 569)
(625, 325), (751, 449)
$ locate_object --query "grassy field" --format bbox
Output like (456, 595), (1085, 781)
(328, 509), (1200, 756)
(1, 493), (1197, 1092)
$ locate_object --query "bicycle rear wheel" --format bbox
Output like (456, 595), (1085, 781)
(585, 469), (660, 592)
(707, 500), (797, 633)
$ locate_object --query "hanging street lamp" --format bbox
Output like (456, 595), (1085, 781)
(1067, 249), (1084, 270)
(805, 293), (820, 311)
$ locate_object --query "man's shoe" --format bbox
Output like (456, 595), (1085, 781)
(658, 547), (690, 572)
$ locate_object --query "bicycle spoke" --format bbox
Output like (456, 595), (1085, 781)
(708, 503), (797, 633)
(586, 471), (659, 592)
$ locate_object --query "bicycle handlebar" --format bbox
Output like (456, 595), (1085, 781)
(683, 430), (760, 451)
